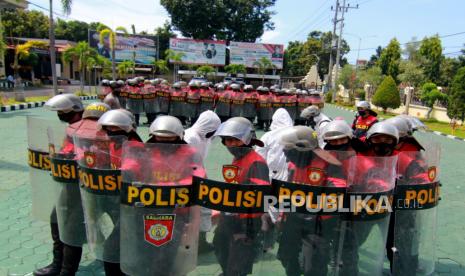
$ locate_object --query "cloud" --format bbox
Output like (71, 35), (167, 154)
(259, 19), (282, 43)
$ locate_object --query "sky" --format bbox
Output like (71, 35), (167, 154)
(29, 0), (465, 64)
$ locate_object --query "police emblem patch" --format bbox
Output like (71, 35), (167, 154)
(84, 152), (96, 168)
(144, 214), (175, 247)
(427, 166), (437, 182)
(307, 168), (325, 185)
(223, 165), (240, 183)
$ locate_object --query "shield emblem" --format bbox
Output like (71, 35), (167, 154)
(144, 214), (175, 247)
(223, 165), (240, 183)
(48, 143), (56, 156)
(427, 166), (437, 182)
(307, 168), (325, 185)
(84, 152), (96, 168)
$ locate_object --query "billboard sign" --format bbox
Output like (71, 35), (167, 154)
(230, 42), (284, 69)
(169, 38), (226, 66)
(89, 30), (157, 65)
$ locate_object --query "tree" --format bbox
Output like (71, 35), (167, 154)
(160, 0), (276, 41)
(152, 59), (169, 78)
(99, 26), (129, 80)
(447, 67), (465, 121)
(117, 60), (135, 78)
(165, 49), (185, 81)
(2, 9), (49, 38)
(337, 64), (357, 89)
(13, 40), (48, 89)
(398, 60), (425, 88)
(367, 46), (383, 68)
(224, 64), (247, 77)
(372, 76), (401, 113)
(419, 35), (443, 83)
(253, 57), (275, 85)
(420, 82), (448, 119)
(55, 19), (90, 42)
(439, 57), (460, 88)
(62, 42), (98, 93)
(154, 21), (177, 60)
(378, 38), (401, 80)
(196, 65), (215, 80)
(403, 37), (421, 62)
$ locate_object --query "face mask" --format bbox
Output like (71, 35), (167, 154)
(227, 146), (251, 159)
(58, 112), (76, 123)
(358, 110), (366, 116)
(324, 143), (349, 151)
(372, 143), (395, 156)
(106, 130), (128, 137)
(284, 149), (313, 167)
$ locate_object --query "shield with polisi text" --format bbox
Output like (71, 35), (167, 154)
(144, 214), (175, 247)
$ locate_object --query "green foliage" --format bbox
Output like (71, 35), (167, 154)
(419, 35), (443, 83)
(283, 31), (350, 77)
(196, 65), (215, 78)
(117, 60), (135, 78)
(337, 64), (357, 89)
(447, 67), (465, 120)
(372, 76), (401, 112)
(153, 59), (169, 75)
(155, 21), (177, 60)
(160, 0), (276, 41)
(325, 91), (333, 102)
(439, 57), (460, 87)
(224, 64), (247, 76)
(398, 60), (425, 88)
(2, 9), (49, 38)
(367, 46), (383, 68)
(355, 88), (365, 100)
(378, 38), (401, 80)
(358, 66), (384, 90)
(55, 19), (89, 42)
(420, 82), (447, 108)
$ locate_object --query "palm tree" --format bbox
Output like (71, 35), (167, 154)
(165, 49), (185, 82)
(253, 57), (275, 86)
(196, 65), (215, 80)
(152, 59), (169, 78)
(225, 64), (247, 77)
(62, 42), (97, 93)
(49, 0), (73, 95)
(99, 26), (129, 80)
(13, 40), (48, 100)
(117, 60), (135, 79)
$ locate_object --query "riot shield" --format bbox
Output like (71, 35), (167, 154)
(47, 125), (87, 247)
(27, 116), (65, 222)
(392, 142), (440, 275)
(74, 135), (127, 263)
(215, 91), (232, 117)
(341, 155), (398, 276)
(242, 92), (258, 120)
(120, 141), (203, 276)
(195, 146), (272, 276)
(126, 87), (145, 115)
(156, 88), (171, 114)
(272, 150), (352, 276)
(185, 90), (201, 119)
(143, 87), (158, 114)
(169, 90), (187, 117)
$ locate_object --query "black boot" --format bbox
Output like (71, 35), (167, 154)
(34, 223), (63, 276)
(59, 244), (82, 276)
(198, 232), (214, 254)
(104, 262), (126, 276)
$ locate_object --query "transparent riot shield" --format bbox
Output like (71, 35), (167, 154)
(47, 125), (86, 247)
(392, 142), (440, 275)
(195, 145), (272, 276)
(120, 141), (203, 276)
(271, 150), (352, 276)
(126, 87), (145, 115)
(27, 116), (65, 222)
(74, 135), (127, 263)
(341, 155), (398, 276)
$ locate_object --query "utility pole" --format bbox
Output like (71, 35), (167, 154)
(49, 0), (58, 95)
(328, 0), (340, 98)
(330, 0), (358, 102)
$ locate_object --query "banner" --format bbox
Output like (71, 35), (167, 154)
(89, 30), (157, 65)
(230, 41), (284, 69)
(169, 38), (226, 66)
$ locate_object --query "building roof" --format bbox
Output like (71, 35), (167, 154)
(6, 37), (76, 53)
(0, 0), (27, 9)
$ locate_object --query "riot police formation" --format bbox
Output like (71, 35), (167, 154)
(27, 87), (440, 276)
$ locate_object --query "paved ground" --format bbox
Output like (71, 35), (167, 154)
(0, 103), (463, 275)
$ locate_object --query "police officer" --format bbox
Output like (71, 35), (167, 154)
(169, 82), (187, 126)
(352, 101), (378, 141)
(242, 84), (259, 123)
(115, 80), (127, 108)
(186, 81), (201, 126)
(212, 117), (270, 276)
(104, 81), (122, 109)
(155, 79), (171, 117)
(230, 83), (245, 118)
(215, 84), (232, 123)
(386, 116), (424, 152)
(300, 105), (331, 131)
(98, 109), (142, 142)
(277, 126), (344, 276)
(322, 119), (356, 152)
(100, 79), (111, 100)
(126, 78), (143, 126)
(199, 81), (215, 113)
(257, 86), (272, 130)
(35, 94), (85, 276)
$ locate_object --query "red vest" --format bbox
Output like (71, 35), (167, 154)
(352, 114), (378, 140)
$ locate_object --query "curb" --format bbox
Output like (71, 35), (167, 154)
(0, 96), (97, 113)
(326, 103), (465, 142)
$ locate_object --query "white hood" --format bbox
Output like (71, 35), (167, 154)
(270, 108), (293, 131)
(184, 110), (221, 161)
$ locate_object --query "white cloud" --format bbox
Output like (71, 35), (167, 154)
(259, 19), (282, 44)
